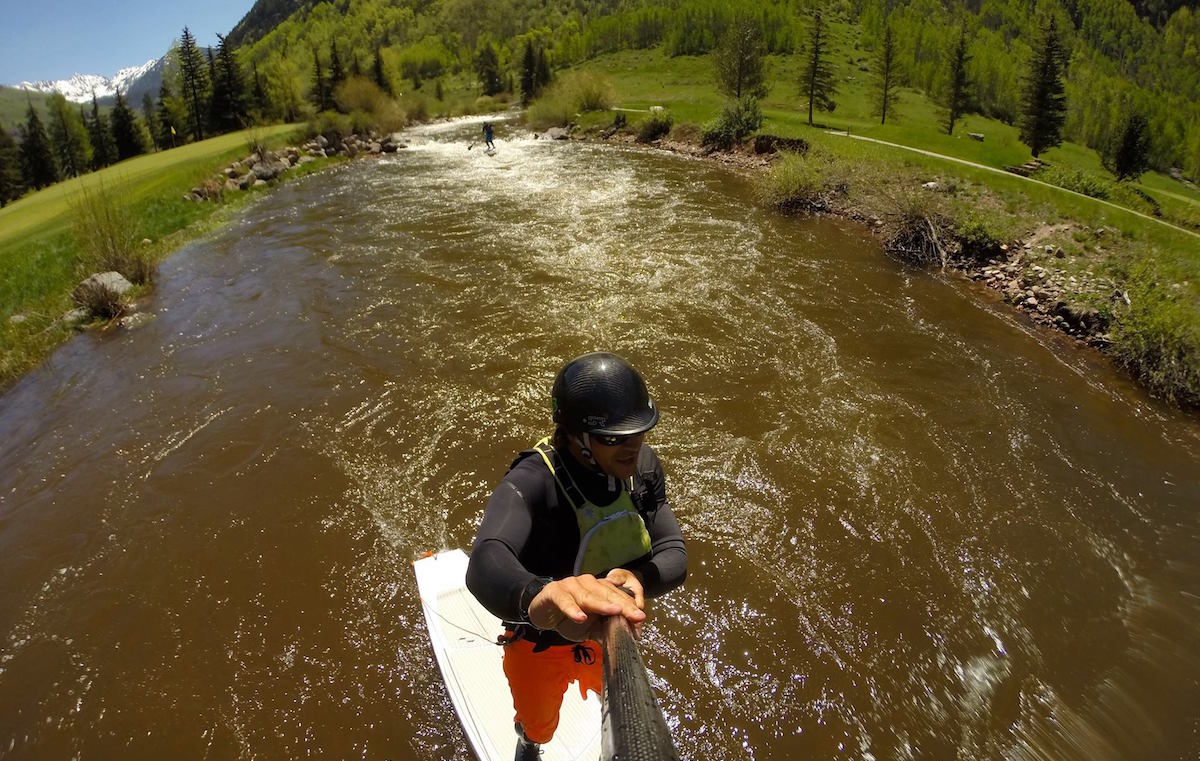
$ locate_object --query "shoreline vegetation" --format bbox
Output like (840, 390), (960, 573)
(592, 122), (1199, 409)
(1, 103), (1196, 410)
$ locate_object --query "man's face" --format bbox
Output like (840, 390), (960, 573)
(588, 433), (645, 480)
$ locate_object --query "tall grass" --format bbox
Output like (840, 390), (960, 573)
(69, 179), (154, 285)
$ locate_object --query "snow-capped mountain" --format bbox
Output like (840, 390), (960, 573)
(16, 58), (160, 103)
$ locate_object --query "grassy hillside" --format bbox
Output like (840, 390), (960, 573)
(0, 87), (53, 133)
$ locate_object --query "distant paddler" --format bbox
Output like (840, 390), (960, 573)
(466, 352), (688, 761)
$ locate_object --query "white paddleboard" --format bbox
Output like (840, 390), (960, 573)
(413, 549), (602, 761)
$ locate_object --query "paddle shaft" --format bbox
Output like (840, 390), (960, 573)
(599, 614), (681, 761)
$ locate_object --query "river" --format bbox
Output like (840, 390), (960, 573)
(1, 117), (1197, 760)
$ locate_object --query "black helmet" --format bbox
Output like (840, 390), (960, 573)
(551, 352), (660, 436)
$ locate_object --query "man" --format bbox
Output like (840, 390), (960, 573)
(466, 352), (688, 761)
(483, 121), (495, 150)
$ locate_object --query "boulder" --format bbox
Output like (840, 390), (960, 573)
(238, 173), (255, 190)
(72, 272), (133, 309)
(369, 142), (383, 154)
(298, 155), (316, 165)
(968, 132), (985, 141)
(381, 142), (400, 153)
(544, 127), (570, 140)
(922, 181), (940, 191)
(316, 135), (329, 148)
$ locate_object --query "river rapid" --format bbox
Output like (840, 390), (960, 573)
(1, 117), (1197, 760)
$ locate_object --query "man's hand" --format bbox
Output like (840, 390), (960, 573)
(527, 573), (646, 642)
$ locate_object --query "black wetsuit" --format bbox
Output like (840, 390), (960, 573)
(466, 442), (687, 646)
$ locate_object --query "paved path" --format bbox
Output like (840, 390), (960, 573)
(827, 131), (1200, 241)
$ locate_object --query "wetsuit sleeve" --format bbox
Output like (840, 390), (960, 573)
(634, 447), (688, 599)
(465, 464), (542, 622)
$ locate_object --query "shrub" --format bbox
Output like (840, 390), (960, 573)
(525, 72), (615, 130)
(637, 110), (673, 143)
(701, 96), (763, 150)
(308, 111), (354, 144)
(70, 180), (154, 285)
(1035, 166), (1112, 200)
(72, 279), (125, 320)
(334, 78), (407, 133)
(882, 190), (952, 268)
(952, 211), (1006, 262)
(758, 151), (836, 212)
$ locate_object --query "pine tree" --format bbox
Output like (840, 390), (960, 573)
(312, 49), (331, 111)
(714, 12), (769, 100)
(209, 34), (248, 134)
(141, 92), (162, 151)
(1104, 112), (1151, 180)
(19, 101), (58, 190)
(46, 92), (92, 177)
(0, 127), (25, 206)
(1018, 17), (1068, 158)
(351, 51), (362, 78)
(475, 42), (502, 96)
(177, 27), (210, 142)
(373, 48), (390, 94)
(944, 23), (971, 136)
(110, 88), (145, 160)
(84, 94), (116, 170)
(535, 48), (551, 92)
(875, 23), (901, 125)
(329, 42), (345, 92)
(800, 9), (837, 126)
(520, 40), (537, 104)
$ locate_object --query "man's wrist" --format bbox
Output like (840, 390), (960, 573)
(519, 576), (553, 624)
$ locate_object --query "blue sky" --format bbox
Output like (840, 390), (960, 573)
(0, 0), (253, 84)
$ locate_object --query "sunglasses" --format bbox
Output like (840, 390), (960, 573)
(592, 432), (641, 447)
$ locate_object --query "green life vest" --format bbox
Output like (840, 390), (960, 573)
(532, 437), (652, 576)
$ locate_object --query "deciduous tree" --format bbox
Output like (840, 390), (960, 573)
(1019, 16), (1068, 157)
(141, 92), (162, 151)
(714, 12), (769, 100)
(800, 8), (837, 126)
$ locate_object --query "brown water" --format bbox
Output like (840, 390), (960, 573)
(2, 117), (1198, 760)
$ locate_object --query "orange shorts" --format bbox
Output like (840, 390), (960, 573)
(501, 633), (603, 744)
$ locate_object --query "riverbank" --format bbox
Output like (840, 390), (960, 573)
(573, 121), (1199, 410)
(0, 126), (366, 391)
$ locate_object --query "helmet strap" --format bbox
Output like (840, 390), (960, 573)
(575, 433), (619, 488)
(576, 433), (598, 467)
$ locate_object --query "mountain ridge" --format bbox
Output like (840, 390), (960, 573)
(15, 58), (160, 104)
